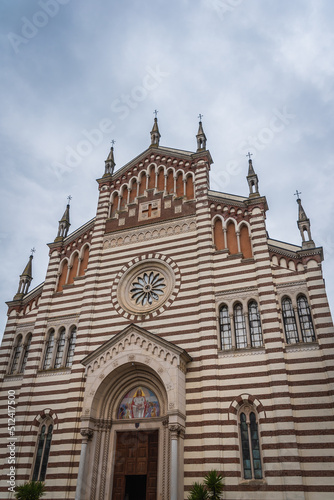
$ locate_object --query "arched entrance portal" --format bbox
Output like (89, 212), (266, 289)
(75, 324), (191, 500)
(113, 385), (160, 498)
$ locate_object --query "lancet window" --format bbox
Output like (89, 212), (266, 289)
(239, 407), (263, 480)
(32, 420), (53, 482)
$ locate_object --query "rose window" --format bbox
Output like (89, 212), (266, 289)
(130, 272), (166, 306)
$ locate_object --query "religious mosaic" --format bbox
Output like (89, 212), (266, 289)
(117, 386), (160, 419)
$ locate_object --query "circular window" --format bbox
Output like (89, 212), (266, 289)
(111, 254), (181, 320)
(130, 271), (166, 306)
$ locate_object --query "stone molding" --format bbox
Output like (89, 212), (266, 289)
(103, 217), (196, 249)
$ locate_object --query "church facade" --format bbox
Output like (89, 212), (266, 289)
(1, 118), (334, 499)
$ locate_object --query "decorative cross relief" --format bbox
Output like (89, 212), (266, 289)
(138, 199), (161, 221)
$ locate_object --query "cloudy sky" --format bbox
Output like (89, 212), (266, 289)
(1, 0), (334, 336)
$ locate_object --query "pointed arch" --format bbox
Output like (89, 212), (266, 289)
(240, 224), (252, 258)
(226, 220), (238, 255)
(56, 259), (68, 292)
(214, 217), (225, 251)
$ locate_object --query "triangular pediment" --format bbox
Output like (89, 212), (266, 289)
(81, 323), (192, 371)
(98, 145), (213, 186)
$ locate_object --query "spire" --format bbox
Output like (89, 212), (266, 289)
(196, 114), (207, 151)
(150, 110), (161, 147)
(54, 197), (71, 242)
(13, 250), (34, 300)
(295, 191), (315, 249)
(104, 140), (116, 176)
(246, 153), (259, 197)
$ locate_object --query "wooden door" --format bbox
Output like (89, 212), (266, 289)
(112, 430), (158, 500)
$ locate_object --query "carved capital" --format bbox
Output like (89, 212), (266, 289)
(80, 428), (93, 443)
(168, 423), (185, 439)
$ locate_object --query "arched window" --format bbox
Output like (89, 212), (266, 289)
(10, 335), (23, 374)
(110, 193), (119, 218)
(138, 172), (146, 196)
(297, 295), (315, 342)
(54, 328), (66, 368)
(248, 301), (263, 347)
(240, 408), (263, 480)
(32, 420), (53, 481)
(56, 260), (68, 293)
(157, 169), (164, 191)
(227, 221), (238, 255)
(129, 180), (137, 203)
(282, 297), (299, 344)
(65, 326), (77, 367)
(234, 304), (247, 349)
(186, 175), (194, 200)
(214, 218), (225, 251)
(78, 245), (90, 276)
(120, 187), (128, 210)
(176, 172), (183, 197)
(240, 224), (252, 259)
(166, 170), (174, 194)
(219, 305), (232, 350)
(148, 166), (155, 189)
(43, 329), (55, 370)
(67, 252), (79, 285)
(21, 334), (32, 372)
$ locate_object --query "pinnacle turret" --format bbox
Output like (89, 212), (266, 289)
(13, 251), (34, 300)
(196, 115), (207, 151)
(246, 153), (259, 197)
(295, 191), (315, 249)
(55, 197), (71, 242)
(150, 112), (161, 147)
(104, 141), (116, 176)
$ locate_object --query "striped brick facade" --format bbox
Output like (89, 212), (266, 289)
(0, 135), (333, 500)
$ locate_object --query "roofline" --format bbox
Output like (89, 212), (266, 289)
(208, 189), (248, 203)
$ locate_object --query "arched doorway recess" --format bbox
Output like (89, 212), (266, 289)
(75, 324), (191, 500)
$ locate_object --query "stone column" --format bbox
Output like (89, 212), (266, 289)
(75, 428), (93, 500)
(169, 424), (184, 500)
